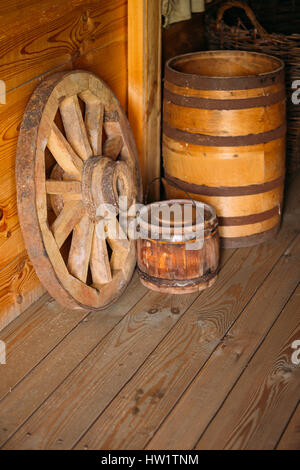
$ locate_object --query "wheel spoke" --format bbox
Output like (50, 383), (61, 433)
(80, 90), (104, 156)
(103, 135), (123, 160)
(60, 95), (93, 161)
(46, 180), (82, 200)
(50, 201), (85, 248)
(90, 221), (112, 286)
(103, 120), (122, 137)
(68, 215), (94, 283)
(47, 124), (83, 178)
(106, 217), (130, 271)
(104, 120), (132, 165)
(106, 217), (130, 249)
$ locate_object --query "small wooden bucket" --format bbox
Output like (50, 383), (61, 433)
(136, 200), (219, 294)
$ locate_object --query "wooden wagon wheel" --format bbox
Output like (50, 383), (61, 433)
(16, 70), (142, 311)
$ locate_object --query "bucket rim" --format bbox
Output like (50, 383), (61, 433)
(138, 199), (218, 243)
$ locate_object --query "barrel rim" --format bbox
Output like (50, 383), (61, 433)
(165, 50), (285, 91)
(138, 199), (217, 242)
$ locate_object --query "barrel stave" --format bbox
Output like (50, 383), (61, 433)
(163, 51), (286, 248)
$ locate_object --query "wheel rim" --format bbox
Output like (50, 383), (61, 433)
(16, 70), (142, 310)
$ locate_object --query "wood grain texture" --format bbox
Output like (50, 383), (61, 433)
(127, 0), (143, 173)
(2, 290), (204, 449)
(164, 180), (283, 241)
(0, 0), (129, 330)
(277, 402), (300, 449)
(147, 234), (300, 449)
(136, 200), (219, 294)
(163, 180), (284, 218)
(73, 220), (298, 450)
(196, 284), (300, 450)
(0, 175), (25, 271)
(0, 253), (45, 333)
(128, 0), (161, 200)
(163, 50), (286, 246)
(0, 0), (127, 94)
(0, 176), (299, 450)
(0, 54), (123, 255)
(164, 101), (285, 137)
(0, 12), (127, 180)
(0, 272), (148, 447)
(163, 135), (286, 187)
(0, 292), (86, 401)
(74, 39), (128, 111)
(164, 80), (283, 100)
(0, 66), (74, 278)
(16, 70), (139, 311)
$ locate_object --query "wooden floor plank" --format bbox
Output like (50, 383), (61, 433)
(0, 271), (148, 447)
(2, 288), (204, 449)
(277, 402), (300, 449)
(72, 225), (299, 450)
(0, 175), (299, 450)
(0, 293), (87, 401)
(146, 234), (300, 450)
(195, 284), (300, 450)
(0, 250), (237, 448)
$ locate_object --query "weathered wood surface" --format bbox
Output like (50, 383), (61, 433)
(147, 234), (300, 449)
(0, 0), (128, 330)
(16, 70), (140, 311)
(0, 271), (145, 401)
(196, 283), (300, 450)
(1, 292), (201, 448)
(136, 201), (219, 294)
(0, 272), (148, 447)
(0, 172), (299, 449)
(0, 248), (232, 448)
(74, 223), (299, 449)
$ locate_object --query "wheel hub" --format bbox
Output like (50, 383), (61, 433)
(82, 156), (135, 221)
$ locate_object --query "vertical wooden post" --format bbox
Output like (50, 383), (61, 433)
(128, 0), (162, 201)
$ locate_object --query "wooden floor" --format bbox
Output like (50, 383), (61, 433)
(0, 174), (300, 450)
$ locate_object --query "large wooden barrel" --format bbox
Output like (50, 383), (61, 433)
(163, 50), (286, 248)
(136, 200), (219, 294)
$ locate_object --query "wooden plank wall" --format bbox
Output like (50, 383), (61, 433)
(0, 0), (128, 331)
(128, 0), (162, 201)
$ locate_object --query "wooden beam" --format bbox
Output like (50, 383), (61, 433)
(128, 0), (162, 201)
